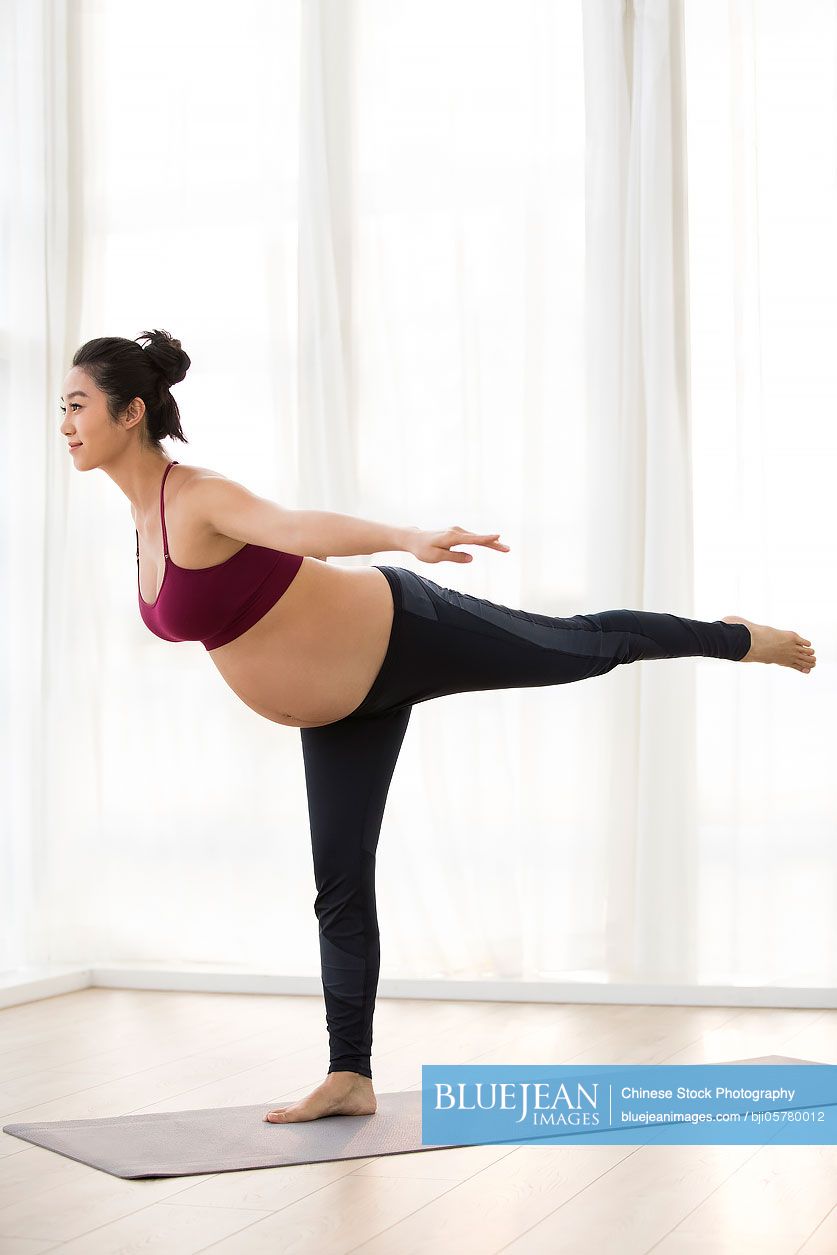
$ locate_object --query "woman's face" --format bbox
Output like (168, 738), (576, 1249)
(59, 367), (134, 468)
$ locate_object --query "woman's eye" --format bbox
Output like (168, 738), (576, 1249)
(59, 403), (80, 412)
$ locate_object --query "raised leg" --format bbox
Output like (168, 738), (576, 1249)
(351, 569), (754, 718)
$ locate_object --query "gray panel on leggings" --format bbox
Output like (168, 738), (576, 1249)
(410, 573), (618, 659)
(319, 932), (364, 1001)
(398, 569), (439, 621)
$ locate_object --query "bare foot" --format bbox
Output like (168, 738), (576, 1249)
(721, 616), (816, 673)
(263, 1071), (377, 1124)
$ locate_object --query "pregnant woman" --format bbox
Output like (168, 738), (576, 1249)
(61, 330), (817, 1126)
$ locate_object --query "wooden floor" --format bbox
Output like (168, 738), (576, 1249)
(0, 989), (836, 1254)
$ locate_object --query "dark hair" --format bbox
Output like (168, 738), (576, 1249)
(71, 328), (191, 450)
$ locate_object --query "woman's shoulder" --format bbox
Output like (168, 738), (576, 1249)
(132, 462), (229, 531)
(171, 464), (253, 542)
(171, 462), (234, 501)
(174, 461), (225, 484)
(171, 463), (231, 531)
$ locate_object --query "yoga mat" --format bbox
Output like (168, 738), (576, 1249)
(1, 1054), (820, 1179)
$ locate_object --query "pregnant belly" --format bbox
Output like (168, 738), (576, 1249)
(206, 559), (396, 727)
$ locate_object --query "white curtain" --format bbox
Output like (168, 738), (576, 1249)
(1, 0), (73, 972)
(1, 0), (835, 1000)
(582, 0), (701, 983)
(684, 0), (837, 985)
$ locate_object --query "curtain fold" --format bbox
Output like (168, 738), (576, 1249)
(582, 0), (698, 982)
(0, 0), (73, 970)
(298, 0), (359, 515)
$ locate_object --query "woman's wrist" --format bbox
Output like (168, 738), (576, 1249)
(397, 525), (421, 554)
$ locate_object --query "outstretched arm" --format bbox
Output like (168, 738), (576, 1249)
(189, 476), (509, 564)
(190, 476), (416, 560)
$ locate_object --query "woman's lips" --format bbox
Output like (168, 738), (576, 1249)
(69, 443), (82, 450)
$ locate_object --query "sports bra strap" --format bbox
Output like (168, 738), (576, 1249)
(160, 460), (179, 558)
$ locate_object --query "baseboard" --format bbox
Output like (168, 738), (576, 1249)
(1, 962), (835, 1012)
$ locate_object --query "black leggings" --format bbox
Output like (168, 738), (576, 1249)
(299, 565), (751, 1079)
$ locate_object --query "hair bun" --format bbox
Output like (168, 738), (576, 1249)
(137, 328), (191, 388)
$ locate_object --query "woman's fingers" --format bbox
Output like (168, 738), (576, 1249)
(448, 529), (509, 547)
(442, 540), (510, 558)
(471, 534), (510, 550)
(433, 528), (511, 560)
(449, 527), (499, 539)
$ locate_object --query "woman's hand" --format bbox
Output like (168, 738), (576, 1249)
(407, 525), (511, 565)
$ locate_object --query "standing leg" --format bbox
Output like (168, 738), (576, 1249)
(301, 704), (412, 1079)
(264, 704), (411, 1123)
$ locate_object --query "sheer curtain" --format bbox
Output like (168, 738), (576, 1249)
(685, 0), (837, 986)
(1, 0), (834, 1003)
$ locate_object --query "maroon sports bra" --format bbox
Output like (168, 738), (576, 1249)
(136, 461), (304, 650)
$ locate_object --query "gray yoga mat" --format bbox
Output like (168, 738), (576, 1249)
(1, 1054), (820, 1179)
(3, 1089), (465, 1178)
